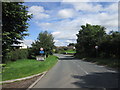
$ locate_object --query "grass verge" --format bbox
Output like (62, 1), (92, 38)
(1, 55), (58, 81)
(65, 50), (76, 54)
(84, 57), (120, 68)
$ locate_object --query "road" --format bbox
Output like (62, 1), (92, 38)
(33, 54), (118, 89)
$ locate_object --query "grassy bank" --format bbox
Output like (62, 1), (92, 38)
(1, 55), (58, 81)
(84, 57), (119, 68)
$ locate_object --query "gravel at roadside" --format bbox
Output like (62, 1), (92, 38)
(0, 74), (42, 89)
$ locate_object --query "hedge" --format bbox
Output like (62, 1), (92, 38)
(5, 49), (28, 62)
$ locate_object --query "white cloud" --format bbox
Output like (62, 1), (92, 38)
(22, 40), (34, 47)
(76, 12), (118, 33)
(52, 31), (61, 36)
(62, 0), (119, 2)
(99, 13), (118, 27)
(62, 2), (118, 13)
(28, 6), (50, 20)
(36, 21), (77, 39)
(36, 19), (78, 46)
(29, 2), (118, 46)
(58, 9), (75, 18)
(25, 0), (119, 2)
(104, 3), (118, 13)
(73, 3), (102, 12)
(36, 22), (52, 30)
(34, 13), (50, 20)
(28, 6), (44, 13)
(65, 40), (76, 43)
(54, 39), (66, 46)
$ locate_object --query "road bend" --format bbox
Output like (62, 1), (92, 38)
(33, 54), (118, 89)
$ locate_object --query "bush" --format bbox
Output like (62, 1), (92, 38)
(5, 49), (28, 62)
(54, 48), (65, 54)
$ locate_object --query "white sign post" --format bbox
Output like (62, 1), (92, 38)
(95, 46), (98, 49)
(36, 47), (45, 61)
(95, 45), (98, 57)
(40, 48), (43, 51)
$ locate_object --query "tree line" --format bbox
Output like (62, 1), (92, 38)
(75, 23), (120, 59)
(2, 2), (54, 63)
(2, 2), (32, 63)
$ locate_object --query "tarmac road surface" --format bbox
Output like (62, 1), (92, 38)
(33, 54), (119, 89)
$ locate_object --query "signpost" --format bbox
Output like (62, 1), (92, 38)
(40, 48), (43, 51)
(95, 46), (98, 49)
(40, 47), (44, 55)
(40, 50), (44, 54)
(95, 45), (98, 57)
(36, 47), (45, 61)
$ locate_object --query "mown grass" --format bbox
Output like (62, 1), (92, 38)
(84, 57), (120, 68)
(65, 50), (76, 54)
(1, 55), (58, 81)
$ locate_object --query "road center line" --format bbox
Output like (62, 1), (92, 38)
(73, 61), (89, 75)
(80, 67), (89, 75)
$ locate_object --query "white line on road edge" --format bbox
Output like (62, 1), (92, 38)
(107, 70), (117, 73)
(26, 71), (47, 90)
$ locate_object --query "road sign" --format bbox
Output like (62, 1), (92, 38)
(40, 48), (43, 51)
(36, 56), (45, 61)
(95, 46), (98, 49)
(40, 51), (44, 54)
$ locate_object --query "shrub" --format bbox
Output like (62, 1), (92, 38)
(5, 49), (28, 62)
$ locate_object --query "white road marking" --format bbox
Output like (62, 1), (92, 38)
(76, 64), (89, 74)
(72, 61), (89, 75)
(80, 67), (89, 74)
(107, 70), (117, 73)
(72, 60), (118, 75)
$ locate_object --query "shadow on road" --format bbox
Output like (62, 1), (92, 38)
(71, 72), (119, 89)
(59, 55), (77, 61)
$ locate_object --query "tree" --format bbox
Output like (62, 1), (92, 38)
(68, 43), (76, 47)
(110, 32), (120, 58)
(76, 23), (106, 58)
(99, 31), (120, 58)
(28, 31), (54, 58)
(2, 2), (32, 63)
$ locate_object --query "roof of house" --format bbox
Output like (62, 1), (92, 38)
(11, 43), (28, 48)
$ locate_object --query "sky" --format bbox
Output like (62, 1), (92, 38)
(22, 1), (118, 47)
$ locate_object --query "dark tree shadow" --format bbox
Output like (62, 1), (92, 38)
(71, 72), (119, 89)
(59, 55), (77, 61)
